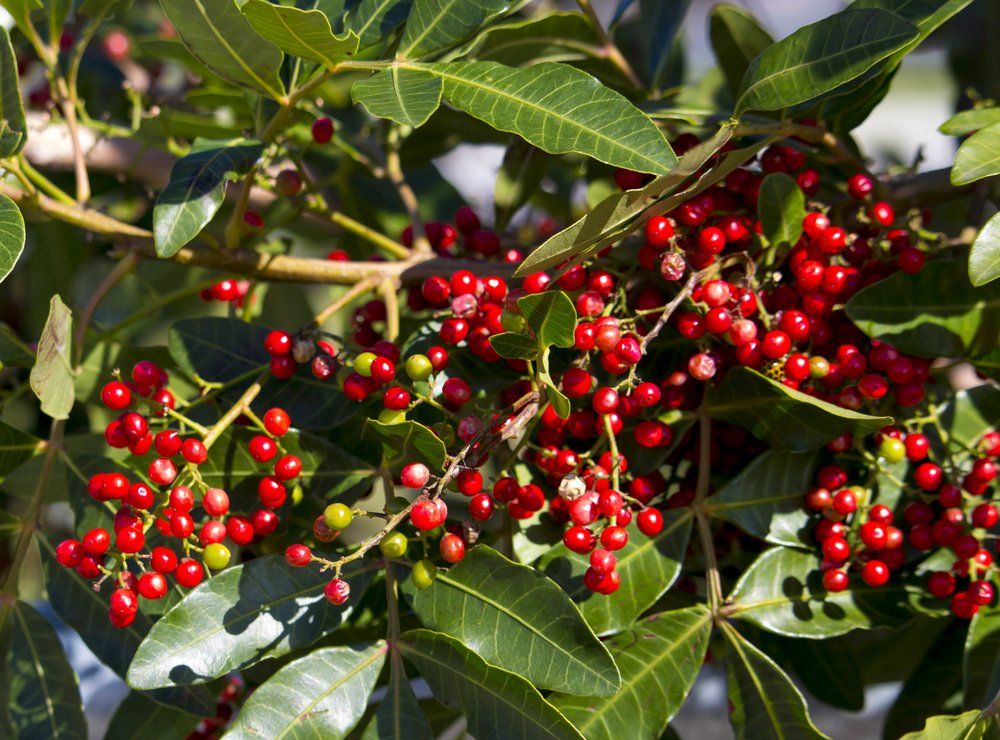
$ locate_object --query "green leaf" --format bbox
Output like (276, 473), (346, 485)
(970, 211), (1000, 287)
(424, 61), (676, 175)
(952, 122), (1000, 185)
(352, 68), (442, 127)
(709, 4), (774, 99)
(362, 419), (447, 472)
(0, 1), (41, 44)
(899, 711), (997, 740)
(0, 322), (34, 367)
(3, 601), (86, 740)
(965, 608), (1000, 709)
(0, 28), (26, 157)
(941, 107), (1000, 137)
(722, 623), (828, 740)
(360, 644), (433, 740)
(549, 606), (712, 739)
(224, 642), (387, 739)
(886, 623), (966, 737)
(0, 194), (25, 286)
(641, 0), (690, 92)
(197, 426), (375, 505)
(537, 348), (571, 419)
(494, 138), (553, 230)
(512, 122), (748, 277)
(938, 384), (1000, 451)
(397, 0), (513, 60)
(153, 139), (263, 258)
(735, 8), (918, 115)
(543, 509), (693, 636)
(158, 0), (284, 98)
(127, 555), (375, 689)
(0, 420), (38, 477)
(767, 635), (865, 711)
(489, 332), (540, 360)
(706, 450), (817, 548)
(397, 629), (584, 740)
(335, 0), (414, 51)
(845, 259), (1000, 357)
(757, 173), (805, 247)
(241, 1), (359, 69)
(104, 692), (197, 740)
(517, 290), (576, 349)
(706, 367), (892, 452)
(29, 295), (74, 421)
(727, 546), (915, 638)
(403, 545), (620, 697)
(40, 539), (216, 715)
(471, 12), (604, 68)
(169, 317), (359, 429)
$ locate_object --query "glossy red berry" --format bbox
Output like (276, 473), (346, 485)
(285, 544), (312, 567)
(175, 558), (205, 588)
(138, 572), (168, 600)
(311, 117), (334, 143)
(324, 578), (350, 605)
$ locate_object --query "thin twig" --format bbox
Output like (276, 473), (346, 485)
(313, 276), (381, 327)
(380, 277), (401, 342)
(385, 127), (430, 253)
(202, 370), (270, 450)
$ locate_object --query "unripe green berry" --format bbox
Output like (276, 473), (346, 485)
(809, 356), (830, 379)
(880, 437), (906, 464)
(354, 352), (377, 377)
(412, 557), (438, 589)
(203, 543), (231, 571)
(379, 532), (408, 559)
(405, 354), (433, 381)
(323, 503), (354, 530)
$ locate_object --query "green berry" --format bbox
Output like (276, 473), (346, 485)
(405, 354), (433, 381)
(378, 408), (407, 424)
(809, 356), (830, 379)
(412, 557), (437, 589)
(323, 503), (354, 530)
(203, 543), (231, 571)
(379, 532), (408, 559)
(880, 437), (906, 464)
(354, 352), (377, 377)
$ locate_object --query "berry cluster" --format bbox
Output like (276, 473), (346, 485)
(804, 427), (998, 617)
(55, 361), (301, 627)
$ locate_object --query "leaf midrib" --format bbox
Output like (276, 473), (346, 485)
(435, 569), (615, 690)
(12, 605), (62, 739)
(407, 62), (672, 174)
(190, 0), (283, 99)
(573, 609), (710, 732)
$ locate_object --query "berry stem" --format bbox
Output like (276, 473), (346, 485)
(202, 370), (270, 451)
(313, 276), (382, 327)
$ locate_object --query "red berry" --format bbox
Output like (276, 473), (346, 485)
(175, 558), (204, 588)
(260, 410), (289, 438)
(861, 560), (890, 587)
(285, 544), (312, 567)
(181, 438), (208, 465)
(324, 578), (350, 605)
(274, 454), (301, 481)
(311, 117), (334, 144)
(822, 568), (849, 592)
(248, 435), (277, 463)
(110, 588), (138, 617)
(264, 330), (293, 356)
(203, 488), (230, 517)
(636, 507), (663, 536)
(439, 533), (466, 563)
(55, 539), (84, 567)
(138, 572), (168, 600)
(101, 381), (131, 410)
(401, 463), (430, 489)
(151, 547), (178, 574)
(82, 528), (111, 556)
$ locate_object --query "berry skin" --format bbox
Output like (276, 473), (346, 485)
(592, 387), (619, 415)
(860, 521), (888, 550)
(116, 527), (144, 554)
(175, 559), (205, 588)
(311, 117), (334, 143)
(861, 560), (890, 587)
(822, 569), (849, 592)
(264, 330), (293, 356)
(410, 499), (443, 531)
(138, 572), (168, 600)
(203, 543), (231, 571)
(181, 438), (208, 465)
(411, 558), (437, 589)
(636, 508), (663, 537)
(110, 588), (138, 617)
(323, 503), (354, 530)
(469, 493), (494, 521)
(324, 578), (351, 605)
(101, 381), (132, 410)
(380, 532), (409, 559)
(972, 504), (998, 529)
(248, 435), (277, 463)
(155, 430), (182, 458)
(151, 547), (178, 574)
(82, 528), (110, 556)
(821, 537), (850, 563)
(274, 454), (302, 481)
(263, 408), (291, 436)
(439, 533), (466, 563)
(831, 489), (857, 516)
(285, 544), (312, 567)
(879, 437), (906, 464)
(401, 462), (431, 489)
(405, 354), (433, 381)
(914, 462), (943, 491)
(203, 488), (230, 517)
(55, 539), (84, 567)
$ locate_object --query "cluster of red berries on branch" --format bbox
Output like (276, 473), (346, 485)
(55, 360), (304, 627)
